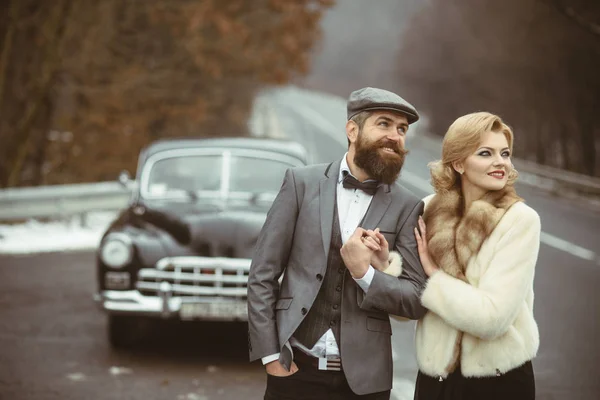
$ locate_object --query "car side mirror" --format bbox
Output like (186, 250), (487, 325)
(118, 170), (131, 188)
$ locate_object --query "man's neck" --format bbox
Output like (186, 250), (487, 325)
(345, 152), (371, 182)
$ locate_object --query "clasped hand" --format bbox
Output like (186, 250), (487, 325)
(340, 228), (389, 278)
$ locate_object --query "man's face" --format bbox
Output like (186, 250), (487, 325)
(353, 111), (409, 184)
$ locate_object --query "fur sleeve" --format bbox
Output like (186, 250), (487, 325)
(382, 251), (403, 277)
(420, 204), (541, 340)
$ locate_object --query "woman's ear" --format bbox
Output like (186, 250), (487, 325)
(346, 120), (359, 144)
(452, 160), (464, 175)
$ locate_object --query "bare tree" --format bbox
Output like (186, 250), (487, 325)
(0, 0), (335, 187)
(397, 0), (600, 176)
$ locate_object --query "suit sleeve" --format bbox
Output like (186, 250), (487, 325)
(420, 207), (541, 339)
(247, 168), (300, 362)
(358, 199), (428, 319)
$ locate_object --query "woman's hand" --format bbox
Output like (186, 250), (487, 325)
(361, 228), (389, 271)
(414, 216), (440, 277)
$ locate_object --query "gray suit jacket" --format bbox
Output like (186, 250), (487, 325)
(247, 159), (427, 395)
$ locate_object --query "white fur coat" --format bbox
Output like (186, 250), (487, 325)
(414, 193), (541, 379)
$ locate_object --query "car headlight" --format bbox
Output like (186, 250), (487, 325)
(100, 234), (133, 269)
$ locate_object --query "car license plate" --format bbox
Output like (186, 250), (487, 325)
(180, 301), (247, 321)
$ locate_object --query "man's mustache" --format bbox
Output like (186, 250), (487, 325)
(376, 139), (405, 156)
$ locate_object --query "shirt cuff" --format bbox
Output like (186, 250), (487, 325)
(353, 265), (375, 293)
(261, 353), (280, 365)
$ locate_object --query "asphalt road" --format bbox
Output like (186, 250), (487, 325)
(1, 87), (599, 400)
(0, 251), (266, 400)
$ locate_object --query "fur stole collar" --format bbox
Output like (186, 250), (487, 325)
(422, 185), (522, 373)
(424, 186), (523, 281)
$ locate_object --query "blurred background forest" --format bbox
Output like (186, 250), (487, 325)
(0, 0), (333, 186)
(1, 0), (599, 188)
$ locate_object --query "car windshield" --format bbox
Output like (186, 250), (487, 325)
(142, 151), (295, 200)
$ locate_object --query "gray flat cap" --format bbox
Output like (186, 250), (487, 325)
(347, 87), (419, 124)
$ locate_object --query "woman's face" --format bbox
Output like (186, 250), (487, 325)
(457, 130), (512, 195)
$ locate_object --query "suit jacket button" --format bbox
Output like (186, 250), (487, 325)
(301, 307), (307, 315)
(316, 273), (323, 281)
(336, 286), (342, 292)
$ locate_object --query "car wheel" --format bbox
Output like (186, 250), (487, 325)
(108, 315), (139, 349)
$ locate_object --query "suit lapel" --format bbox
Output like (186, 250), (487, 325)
(319, 161), (340, 257)
(360, 185), (392, 230)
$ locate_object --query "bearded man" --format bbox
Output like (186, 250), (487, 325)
(247, 87), (427, 400)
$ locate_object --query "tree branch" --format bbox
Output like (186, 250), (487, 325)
(0, 0), (21, 120)
(548, 0), (600, 37)
(6, 0), (73, 187)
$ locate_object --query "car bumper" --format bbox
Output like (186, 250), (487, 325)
(94, 290), (248, 321)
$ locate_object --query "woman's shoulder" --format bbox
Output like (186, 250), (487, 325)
(506, 201), (540, 222)
(498, 201), (541, 234)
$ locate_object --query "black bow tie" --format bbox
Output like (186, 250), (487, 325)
(342, 173), (379, 195)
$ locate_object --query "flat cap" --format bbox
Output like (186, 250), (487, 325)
(347, 87), (419, 124)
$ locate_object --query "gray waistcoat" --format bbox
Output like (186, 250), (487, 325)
(293, 201), (347, 349)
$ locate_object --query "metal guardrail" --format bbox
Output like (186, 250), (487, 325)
(0, 181), (132, 222)
(1, 156), (599, 223)
(513, 158), (600, 197)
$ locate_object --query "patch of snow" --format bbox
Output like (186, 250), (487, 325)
(109, 366), (133, 376)
(178, 394), (208, 400)
(66, 372), (87, 382)
(0, 211), (117, 254)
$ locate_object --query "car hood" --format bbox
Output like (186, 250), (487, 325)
(183, 210), (267, 259)
(141, 205), (268, 260)
(109, 200), (269, 264)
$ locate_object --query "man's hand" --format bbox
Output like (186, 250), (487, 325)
(340, 228), (375, 278)
(265, 360), (299, 377)
(362, 228), (389, 271)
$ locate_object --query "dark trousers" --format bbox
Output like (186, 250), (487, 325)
(414, 361), (535, 400)
(264, 357), (391, 400)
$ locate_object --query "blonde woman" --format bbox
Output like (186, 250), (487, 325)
(344, 112), (540, 399)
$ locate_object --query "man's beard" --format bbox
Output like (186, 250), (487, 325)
(353, 131), (408, 185)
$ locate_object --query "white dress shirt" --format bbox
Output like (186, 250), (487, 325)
(262, 154), (376, 364)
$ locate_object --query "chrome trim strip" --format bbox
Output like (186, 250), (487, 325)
(95, 290), (248, 321)
(136, 282), (247, 297)
(155, 256), (251, 270)
(137, 269), (248, 284)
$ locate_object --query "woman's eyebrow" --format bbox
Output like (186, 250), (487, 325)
(477, 146), (510, 151)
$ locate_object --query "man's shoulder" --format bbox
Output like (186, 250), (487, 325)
(289, 162), (336, 180)
(389, 181), (423, 207)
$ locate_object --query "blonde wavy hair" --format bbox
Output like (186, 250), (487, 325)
(429, 112), (519, 193)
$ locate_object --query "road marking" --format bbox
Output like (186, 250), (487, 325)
(539, 232), (596, 262)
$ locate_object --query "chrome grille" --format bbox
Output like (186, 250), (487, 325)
(136, 256), (251, 297)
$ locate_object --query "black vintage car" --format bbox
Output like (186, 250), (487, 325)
(94, 137), (307, 348)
